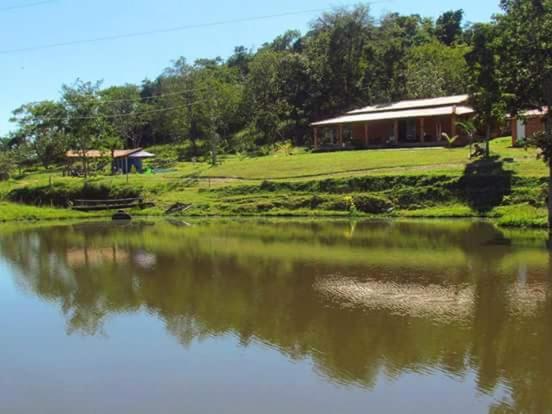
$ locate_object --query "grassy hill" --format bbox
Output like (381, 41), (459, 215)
(0, 137), (548, 228)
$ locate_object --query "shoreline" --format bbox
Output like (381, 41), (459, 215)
(0, 201), (547, 230)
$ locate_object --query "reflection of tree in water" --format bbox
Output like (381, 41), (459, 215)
(1, 220), (552, 411)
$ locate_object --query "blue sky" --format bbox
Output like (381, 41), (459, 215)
(0, 0), (501, 134)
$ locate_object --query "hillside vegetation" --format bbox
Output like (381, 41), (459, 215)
(0, 137), (547, 228)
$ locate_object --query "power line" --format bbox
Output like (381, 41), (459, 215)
(25, 85), (214, 106)
(21, 97), (213, 122)
(0, 0), (56, 12)
(0, 1), (390, 54)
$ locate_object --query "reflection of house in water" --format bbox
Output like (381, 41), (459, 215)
(316, 277), (549, 322)
(65, 247), (156, 270)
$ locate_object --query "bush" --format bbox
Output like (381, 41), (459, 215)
(352, 194), (393, 214)
(8, 182), (141, 207)
(0, 152), (15, 181)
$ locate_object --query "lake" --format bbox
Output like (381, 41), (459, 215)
(1, 219), (551, 413)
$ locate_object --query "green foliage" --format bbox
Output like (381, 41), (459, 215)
(466, 23), (510, 156)
(441, 133), (459, 148)
(405, 41), (470, 99)
(352, 194), (393, 213)
(0, 152), (15, 180)
(9, 100), (67, 168)
(1, 4), (478, 156)
(8, 182), (140, 207)
(435, 10), (464, 45)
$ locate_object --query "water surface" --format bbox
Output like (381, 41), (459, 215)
(1, 219), (551, 413)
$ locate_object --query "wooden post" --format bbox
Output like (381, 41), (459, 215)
(364, 123), (369, 147)
(338, 124), (343, 146)
(451, 111), (457, 138)
(420, 118), (425, 143)
(313, 127), (319, 149)
(393, 119), (399, 144)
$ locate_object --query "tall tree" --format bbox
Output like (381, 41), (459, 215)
(494, 0), (552, 228)
(305, 5), (374, 115)
(9, 100), (67, 168)
(466, 23), (507, 157)
(435, 9), (464, 45)
(62, 81), (113, 178)
(100, 85), (150, 149)
(405, 41), (470, 98)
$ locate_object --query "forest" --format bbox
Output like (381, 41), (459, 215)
(0, 5), (476, 168)
(0, 0), (549, 226)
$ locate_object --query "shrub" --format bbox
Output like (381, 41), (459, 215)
(8, 182), (141, 207)
(352, 194), (393, 214)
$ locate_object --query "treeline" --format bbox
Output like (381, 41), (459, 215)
(1, 1), (550, 173)
(1, 4), (474, 167)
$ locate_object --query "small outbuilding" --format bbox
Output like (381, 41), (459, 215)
(65, 148), (155, 174)
(511, 108), (548, 146)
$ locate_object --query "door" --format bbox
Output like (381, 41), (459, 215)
(516, 119), (526, 141)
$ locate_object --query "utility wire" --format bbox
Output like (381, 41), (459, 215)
(24, 85), (213, 106)
(21, 97), (213, 122)
(0, 1), (390, 54)
(0, 0), (56, 12)
(18, 85), (373, 118)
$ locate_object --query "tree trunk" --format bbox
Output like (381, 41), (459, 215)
(485, 125), (491, 158)
(548, 161), (552, 231)
(210, 132), (218, 166)
(111, 149), (115, 175)
(546, 111), (552, 242)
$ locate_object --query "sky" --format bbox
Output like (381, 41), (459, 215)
(0, 0), (501, 134)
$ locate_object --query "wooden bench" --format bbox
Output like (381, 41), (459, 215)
(71, 198), (145, 211)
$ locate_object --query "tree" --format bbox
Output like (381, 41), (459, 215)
(456, 119), (478, 155)
(435, 9), (464, 46)
(0, 150), (15, 180)
(245, 49), (311, 147)
(465, 23), (507, 157)
(9, 100), (67, 168)
(493, 0), (552, 228)
(405, 41), (470, 98)
(100, 85), (150, 149)
(62, 81), (113, 178)
(305, 5), (374, 115)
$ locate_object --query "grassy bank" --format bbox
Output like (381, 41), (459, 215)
(0, 137), (548, 227)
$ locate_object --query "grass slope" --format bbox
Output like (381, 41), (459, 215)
(0, 137), (548, 227)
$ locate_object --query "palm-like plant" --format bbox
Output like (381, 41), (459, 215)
(441, 132), (459, 148)
(456, 119), (477, 155)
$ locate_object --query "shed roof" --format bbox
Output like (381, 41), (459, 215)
(346, 95), (469, 115)
(311, 105), (475, 127)
(520, 107), (548, 118)
(129, 150), (155, 158)
(65, 148), (143, 159)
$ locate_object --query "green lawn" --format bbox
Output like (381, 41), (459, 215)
(0, 136), (548, 227)
(200, 137), (546, 180)
(0, 202), (94, 222)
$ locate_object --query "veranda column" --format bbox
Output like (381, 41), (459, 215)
(420, 118), (425, 143)
(393, 119), (399, 144)
(451, 109), (457, 138)
(364, 123), (369, 147)
(338, 124), (343, 146)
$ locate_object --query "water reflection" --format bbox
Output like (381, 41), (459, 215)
(1, 219), (552, 413)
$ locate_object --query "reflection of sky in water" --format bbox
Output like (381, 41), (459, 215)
(0, 299), (507, 414)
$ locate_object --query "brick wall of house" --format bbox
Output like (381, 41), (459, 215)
(526, 117), (545, 137)
(511, 116), (545, 146)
